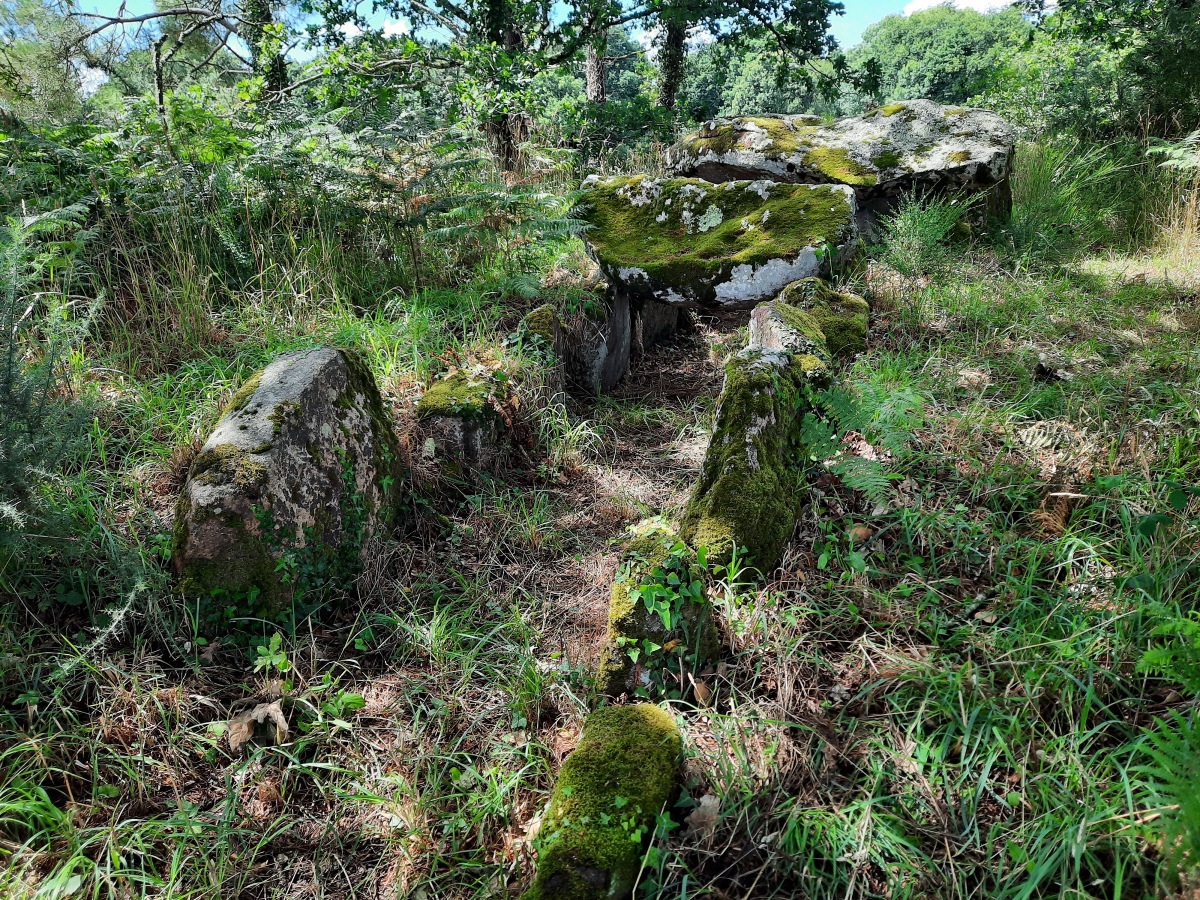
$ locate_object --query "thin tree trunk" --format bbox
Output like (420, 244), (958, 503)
(656, 20), (686, 110)
(585, 43), (606, 104)
(241, 0), (288, 100)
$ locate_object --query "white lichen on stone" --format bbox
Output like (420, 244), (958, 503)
(697, 204), (724, 232)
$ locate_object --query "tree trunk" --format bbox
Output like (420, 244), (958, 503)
(241, 0), (288, 99)
(480, 0), (526, 171)
(656, 20), (686, 111)
(584, 43), (606, 104)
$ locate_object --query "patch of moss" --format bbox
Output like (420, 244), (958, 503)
(595, 520), (718, 697)
(946, 149), (972, 164)
(523, 704), (681, 900)
(777, 278), (870, 358)
(523, 305), (560, 346)
(416, 371), (496, 421)
(802, 147), (878, 187)
(220, 371), (263, 421)
(190, 442), (269, 490)
(871, 148), (901, 170)
(581, 177), (854, 304)
(877, 102), (907, 117)
(680, 317), (831, 569)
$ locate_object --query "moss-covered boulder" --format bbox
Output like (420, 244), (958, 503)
(524, 704), (681, 900)
(579, 175), (857, 310)
(679, 303), (832, 570)
(666, 100), (1014, 236)
(171, 348), (401, 611)
(776, 278), (869, 358)
(595, 519), (719, 698)
(416, 368), (506, 475)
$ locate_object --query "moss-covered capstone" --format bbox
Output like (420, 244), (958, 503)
(523, 704), (681, 900)
(665, 99), (1015, 237)
(417, 368), (505, 475)
(171, 347), (402, 612)
(578, 175), (857, 310)
(679, 302), (832, 571)
(595, 519), (719, 698)
(776, 278), (869, 358)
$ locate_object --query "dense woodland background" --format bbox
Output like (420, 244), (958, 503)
(3, 0), (1200, 896)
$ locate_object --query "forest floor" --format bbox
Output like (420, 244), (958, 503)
(3, 237), (1200, 899)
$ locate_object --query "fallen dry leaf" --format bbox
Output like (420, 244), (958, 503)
(686, 794), (720, 835)
(689, 673), (712, 706)
(228, 701), (289, 752)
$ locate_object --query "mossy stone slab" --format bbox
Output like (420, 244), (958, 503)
(524, 704), (681, 900)
(666, 100), (1015, 235)
(579, 176), (857, 310)
(171, 348), (402, 612)
(680, 302), (832, 570)
(595, 519), (719, 697)
(776, 277), (870, 358)
(417, 370), (504, 475)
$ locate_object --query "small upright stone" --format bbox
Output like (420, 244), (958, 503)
(595, 519), (719, 697)
(560, 288), (632, 395)
(417, 369), (505, 476)
(172, 348), (401, 611)
(523, 704), (681, 900)
(635, 298), (686, 353)
(775, 278), (870, 358)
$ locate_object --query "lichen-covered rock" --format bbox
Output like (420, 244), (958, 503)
(523, 704), (681, 900)
(172, 348), (401, 611)
(579, 175), (857, 310)
(666, 100), (1014, 235)
(775, 278), (869, 358)
(595, 519), (719, 697)
(561, 289), (631, 395)
(417, 369), (505, 475)
(679, 303), (831, 569)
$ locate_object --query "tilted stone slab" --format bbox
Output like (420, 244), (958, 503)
(595, 519), (719, 697)
(680, 301), (832, 570)
(580, 175), (857, 310)
(666, 99), (1015, 234)
(776, 277), (870, 358)
(172, 348), (401, 611)
(523, 704), (681, 900)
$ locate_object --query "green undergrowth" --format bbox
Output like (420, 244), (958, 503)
(2, 137), (1200, 900)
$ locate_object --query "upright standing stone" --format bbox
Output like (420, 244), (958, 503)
(680, 301), (833, 569)
(171, 348), (401, 612)
(594, 519), (719, 697)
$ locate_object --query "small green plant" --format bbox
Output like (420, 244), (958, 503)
(1134, 713), (1200, 883)
(252, 632), (290, 678)
(615, 539), (711, 701)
